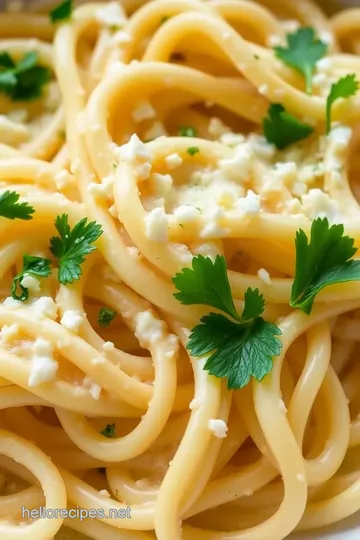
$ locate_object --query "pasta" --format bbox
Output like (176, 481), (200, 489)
(1, 0), (360, 539)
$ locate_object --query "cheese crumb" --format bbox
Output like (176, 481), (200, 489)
(237, 190), (261, 215)
(21, 275), (41, 294)
(87, 175), (114, 200)
(208, 418), (228, 438)
(103, 341), (115, 351)
(28, 338), (58, 387)
(219, 144), (253, 182)
(132, 101), (156, 122)
(83, 376), (102, 400)
(174, 205), (198, 222)
(116, 134), (152, 180)
(208, 117), (228, 137)
(257, 268), (272, 286)
(165, 153), (183, 169)
(60, 310), (83, 333)
(150, 173), (173, 196)
(134, 310), (165, 347)
(96, 2), (126, 27)
(145, 208), (169, 242)
(31, 297), (57, 320)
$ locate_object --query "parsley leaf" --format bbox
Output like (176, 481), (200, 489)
(263, 103), (313, 149)
(290, 217), (360, 314)
(12, 255), (52, 301)
(98, 307), (117, 327)
(188, 312), (282, 389)
(101, 423), (116, 438)
(187, 146), (199, 156)
(0, 51), (51, 101)
(274, 27), (327, 94)
(173, 255), (239, 321)
(179, 126), (197, 137)
(173, 256), (282, 389)
(50, 0), (73, 23)
(326, 74), (358, 134)
(0, 191), (34, 220)
(50, 214), (103, 285)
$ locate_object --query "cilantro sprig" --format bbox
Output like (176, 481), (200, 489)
(274, 27), (327, 94)
(101, 423), (116, 438)
(0, 191), (34, 220)
(263, 104), (313, 149)
(98, 307), (117, 327)
(0, 51), (51, 101)
(50, 214), (103, 285)
(326, 74), (358, 134)
(173, 255), (282, 389)
(12, 256), (51, 301)
(291, 218), (360, 314)
(50, 0), (73, 23)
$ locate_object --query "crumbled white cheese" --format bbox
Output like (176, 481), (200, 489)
(281, 19), (300, 32)
(208, 117), (229, 137)
(31, 297), (57, 320)
(109, 204), (118, 217)
(132, 101), (156, 122)
(55, 169), (72, 190)
(274, 162), (297, 184)
(144, 121), (167, 141)
(319, 31), (333, 45)
(174, 205), (198, 222)
(116, 134), (152, 179)
(328, 125), (352, 149)
(103, 341), (115, 351)
(257, 268), (272, 286)
(189, 397), (203, 410)
(150, 173), (173, 196)
(2, 297), (21, 308)
(312, 72), (328, 91)
(88, 175), (114, 200)
(208, 418), (228, 438)
(83, 376), (102, 400)
(258, 84), (268, 95)
(21, 275), (41, 294)
(145, 208), (169, 241)
(268, 34), (282, 47)
(134, 310), (165, 347)
(316, 57), (332, 73)
(113, 30), (132, 44)
(301, 189), (342, 224)
(237, 190), (261, 215)
(60, 310), (83, 333)
(217, 190), (237, 208)
(219, 144), (253, 182)
(96, 2), (126, 27)
(165, 153), (183, 169)
(220, 133), (246, 147)
(0, 324), (19, 344)
(28, 338), (58, 387)
(248, 134), (275, 160)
